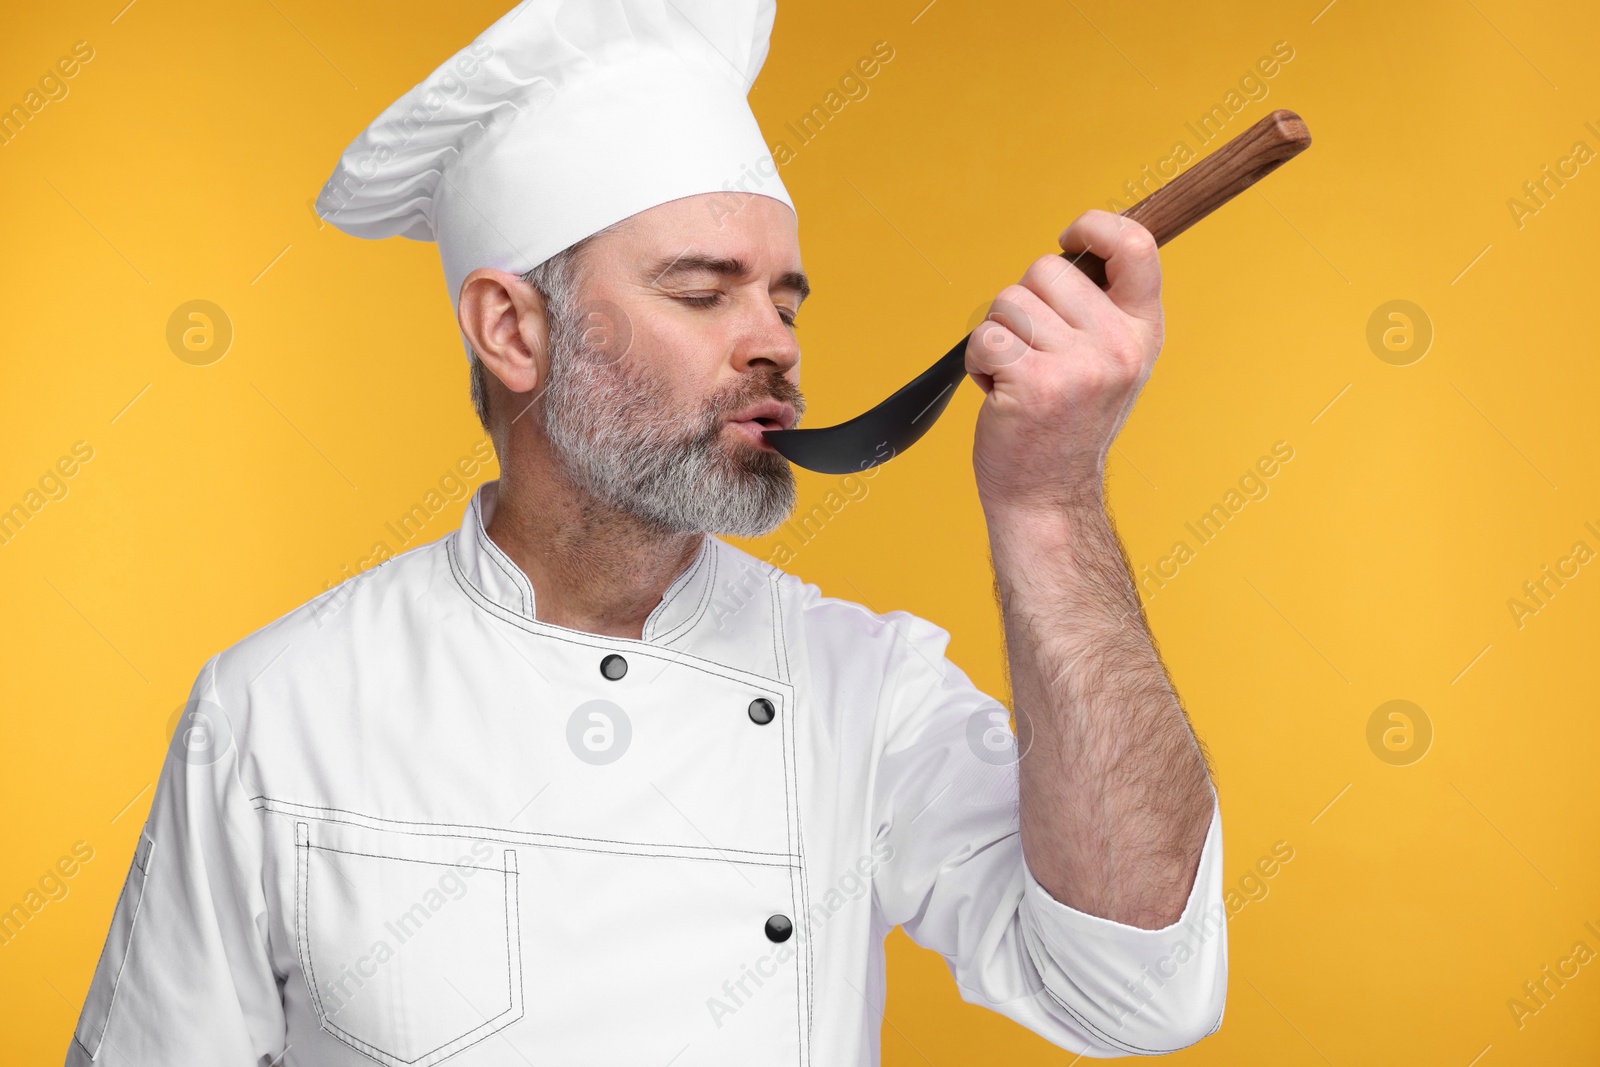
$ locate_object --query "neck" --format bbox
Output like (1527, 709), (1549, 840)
(484, 439), (704, 641)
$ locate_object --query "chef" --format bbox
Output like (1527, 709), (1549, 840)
(66, 1), (1227, 1064)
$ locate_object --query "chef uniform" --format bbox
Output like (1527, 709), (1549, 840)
(66, 3), (1228, 1065)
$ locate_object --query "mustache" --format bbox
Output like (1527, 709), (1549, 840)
(707, 372), (807, 426)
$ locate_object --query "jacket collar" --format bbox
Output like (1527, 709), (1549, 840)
(452, 479), (717, 645)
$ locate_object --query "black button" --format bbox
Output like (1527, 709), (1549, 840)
(599, 654), (628, 680)
(748, 697), (775, 725)
(764, 914), (793, 943)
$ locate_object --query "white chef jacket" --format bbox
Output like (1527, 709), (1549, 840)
(67, 478), (1226, 1066)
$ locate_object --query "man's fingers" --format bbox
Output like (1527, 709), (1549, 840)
(1021, 251), (1119, 335)
(1057, 211), (1162, 319)
(966, 284), (1074, 379)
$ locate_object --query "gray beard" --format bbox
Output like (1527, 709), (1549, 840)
(538, 302), (801, 538)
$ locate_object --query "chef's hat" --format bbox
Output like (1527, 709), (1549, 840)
(315, 0), (795, 355)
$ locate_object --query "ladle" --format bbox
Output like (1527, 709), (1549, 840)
(762, 108), (1313, 474)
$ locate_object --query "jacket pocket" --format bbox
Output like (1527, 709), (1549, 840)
(74, 828), (156, 1060)
(293, 820), (523, 1067)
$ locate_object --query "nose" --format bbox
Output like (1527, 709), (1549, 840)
(731, 298), (801, 378)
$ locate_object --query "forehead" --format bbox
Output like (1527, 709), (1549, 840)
(593, 191), (800, 269)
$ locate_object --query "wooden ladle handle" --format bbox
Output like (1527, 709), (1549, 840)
(1065, 108), (1312, 287)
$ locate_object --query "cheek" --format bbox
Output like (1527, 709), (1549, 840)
(637, 324), (723, 396)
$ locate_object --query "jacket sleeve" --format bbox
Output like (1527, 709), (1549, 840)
(65, 656), (285, 1066)
(869, 612), (1227, 1057)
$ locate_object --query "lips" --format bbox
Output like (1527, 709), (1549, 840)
(727, 399), (797, 431)
(725, 400), (797, 453)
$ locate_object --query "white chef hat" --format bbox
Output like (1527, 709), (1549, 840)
(314, 0), (795, 357)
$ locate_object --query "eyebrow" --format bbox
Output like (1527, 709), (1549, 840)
(644, 252), (810, 305)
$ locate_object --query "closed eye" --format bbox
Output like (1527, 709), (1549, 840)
(676, 292), (798, 329)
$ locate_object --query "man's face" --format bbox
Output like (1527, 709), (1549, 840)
(537, 192), (808, 538)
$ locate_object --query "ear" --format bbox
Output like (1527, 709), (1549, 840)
(457, 267), (550, 398)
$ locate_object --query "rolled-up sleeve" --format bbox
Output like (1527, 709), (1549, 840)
(65, 657), (284, 1066)
(869, 611), (1227, 1057)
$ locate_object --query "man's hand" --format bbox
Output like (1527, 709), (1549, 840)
(968, 211), (1214, 931)
(966, 210), (1164, 511)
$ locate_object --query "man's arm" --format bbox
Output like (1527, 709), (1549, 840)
(66, 657), (284, 1065)
(865, 607), (1226, 1056)
(990, 497), (1214, 929)
(967, 210), (1215, 930)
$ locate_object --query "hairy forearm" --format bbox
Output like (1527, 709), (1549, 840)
(988, 493), (1214, 930)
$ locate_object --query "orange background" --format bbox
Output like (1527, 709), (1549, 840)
(3, 0), (1599, 1063)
